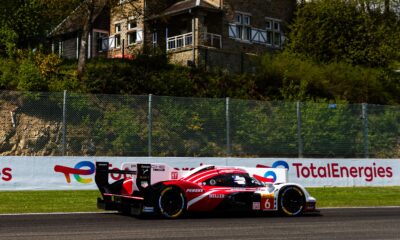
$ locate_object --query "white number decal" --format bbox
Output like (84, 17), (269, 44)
(264, 199), (271, 209)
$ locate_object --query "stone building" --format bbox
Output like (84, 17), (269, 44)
(51, 0), (297, 72)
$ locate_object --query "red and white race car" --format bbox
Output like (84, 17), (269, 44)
(95, 162), (316, 218)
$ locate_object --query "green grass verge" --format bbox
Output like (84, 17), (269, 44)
(0, 187), (399, 214)
(0, 190), (102, 213)
(307, 187), (400, 208)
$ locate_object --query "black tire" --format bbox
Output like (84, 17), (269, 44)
(278, 186), (305, 217)
(117, 198), (132, 215)
(158, 186), (186, 219)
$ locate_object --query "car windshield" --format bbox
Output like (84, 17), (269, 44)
(204, 173), (266, 187)
(248, 176), (265, 187)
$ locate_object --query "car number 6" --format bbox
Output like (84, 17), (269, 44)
(264, 198), (272, 209)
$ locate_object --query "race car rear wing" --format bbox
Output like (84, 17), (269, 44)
(95, 162), (182, 195)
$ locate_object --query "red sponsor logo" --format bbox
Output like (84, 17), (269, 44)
(292, 162), (393, 182)
(1, 167), (12, 181)
(171, 172), (179, 180)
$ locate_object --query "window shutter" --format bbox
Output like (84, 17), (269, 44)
(136, 30), (143, 42)
(108, 36), (115, 49)
(228, 24), (237, 38)
(251, 29), (258, 42)
(260, 31), (267, 43)
(101, 38), (108, 50)
(251, 28), (267, 43)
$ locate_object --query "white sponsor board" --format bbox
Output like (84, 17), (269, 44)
(0, 157), (399, 190)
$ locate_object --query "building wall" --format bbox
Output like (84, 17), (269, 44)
(62, 37), (78, 59)
(199, 47), (259, 73)
(169, 46), (259, 73)
(164, 0), (296, 72)
(207, 0), (223, 8)
(221, 0), (296, 54)
(168, 48), (195, 66)
(109, 1), (145, 58)
(103, 0), (296, 71)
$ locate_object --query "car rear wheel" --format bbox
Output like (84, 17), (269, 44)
(158, 186), (186, 219)
(278, 186), (305, 217)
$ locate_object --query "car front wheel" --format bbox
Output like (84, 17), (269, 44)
(278, 186), (305, 217)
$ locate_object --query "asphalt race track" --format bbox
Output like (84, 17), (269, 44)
(0, 208), (399, 240)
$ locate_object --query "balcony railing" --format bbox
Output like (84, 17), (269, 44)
(167, 32), (193, 51)
(204, 33), (222, 49)
(166, 32), (223, 51)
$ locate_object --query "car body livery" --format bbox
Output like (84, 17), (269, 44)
(95, 162), (316, 218)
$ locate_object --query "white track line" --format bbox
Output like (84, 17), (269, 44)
(0, 211), (116, 216)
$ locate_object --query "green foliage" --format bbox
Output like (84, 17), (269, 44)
(287, 0), (400, 67)
(230, 100), (298, 157)
(0, 58), (18, 89)
(151, 96), (226, 156)
(0, 27), (18, 57)
(92, 104), (148, 156)
(256, 52), (400, 104)
(301, 102), (363, 157)
(368, 105), (400, 158)
(16, 57), (47, 92)
(81, 57), (260, 100)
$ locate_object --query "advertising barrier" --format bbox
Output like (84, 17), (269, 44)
(0, 157), (399, 190)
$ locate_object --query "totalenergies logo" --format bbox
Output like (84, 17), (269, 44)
(54, 161), (95, 184)
(254, 160), (289, 183)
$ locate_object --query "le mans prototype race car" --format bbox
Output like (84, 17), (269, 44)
(95, 162), (316, 218)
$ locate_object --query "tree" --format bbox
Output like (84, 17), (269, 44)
(49, 0), (157, 79)
(287, 0), (400, 67)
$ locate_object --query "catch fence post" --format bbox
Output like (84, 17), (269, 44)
(148, 94), (153, 157)
(62, 90), (67, 156)
(362, 103), (369, 158)
(297, 101), (304, 158)
(226, 97), (231, 156)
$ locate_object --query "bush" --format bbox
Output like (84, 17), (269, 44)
(17, 57), (47, 91)
(0, 58), (18, 89)
(256, 52), (400, 104)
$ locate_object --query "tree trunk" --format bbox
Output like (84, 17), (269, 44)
(384, 0), (390, 15)
(77, 1), (94, 80)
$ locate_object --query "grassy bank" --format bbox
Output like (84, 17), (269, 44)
(0, 187), (399, 214)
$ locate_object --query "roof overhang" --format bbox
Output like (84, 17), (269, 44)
(148, 0), (221, 20)
(49, 0), (107, 37)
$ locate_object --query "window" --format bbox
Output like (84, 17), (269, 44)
(243, 15), (251, 26)
(152, 32), (158, 46)
(115, 34), (121, 48)
(235, 14), (242, 24)
(127, 19), (142, 46)
(128, 20), (137, 30)
(266, 20), (272, 30)
(231, 12), (252, 42)
(274, 22), (280, 31)
(95, 32), (109, 52)
(127, 31), (137, 45)
(115, 23), (121, 33)
(265, 18), (282, 47)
